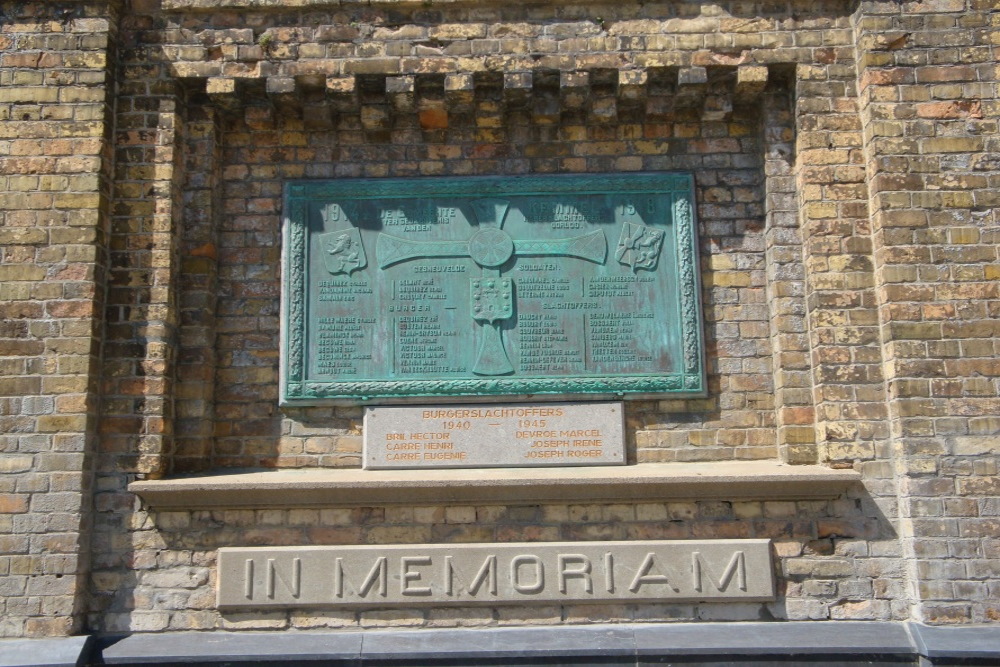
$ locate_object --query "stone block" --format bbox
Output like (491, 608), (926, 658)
(0, 636), (92, 666)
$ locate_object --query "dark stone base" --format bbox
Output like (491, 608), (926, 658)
(5, 622), (1000, 667)
(0, 636), (92, 667)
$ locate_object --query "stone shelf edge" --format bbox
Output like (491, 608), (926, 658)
(164, 0), (590, 10)
(129, 461), (861, 510)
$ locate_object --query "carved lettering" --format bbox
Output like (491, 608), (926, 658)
(219, 541), (775, 608)
(517, 313), (582, 372)
(444, 555), (455, 596)
(558, 554), (592, 594)
(511, 555), (545, 594)
(313, 315), (377, 375)
(395, 314), (460, 375)
(401, 556), (433, 596)
(266, 557), (301, 599)
(518, 276), (571, 299)
(334, 557), (344, 598)
(358, 557), (388, 598)
(244, 559), (254, 599)
(628, 553), (678, 593)
(396, 278), (446, 301)
(467, 555), (498, 596)
(586, 312), (659, 366)
(604, 552), (614, 593)
(692, 550), (747, 593)
(366, 401), (621, 469)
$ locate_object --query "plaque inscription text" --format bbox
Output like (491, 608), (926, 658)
(281, 173), (704, 404)
(217, 540), (774, 608)
(363, 401), (625, 469)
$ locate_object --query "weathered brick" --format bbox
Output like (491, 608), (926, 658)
(0, 0), (996, 642)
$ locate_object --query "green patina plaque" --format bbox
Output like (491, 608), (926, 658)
(281, 173), (704, 404)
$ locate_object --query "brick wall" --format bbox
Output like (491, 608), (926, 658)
(207, 74), (775, 469)
(91, 496), (891, 632)
(85, 0), (910, 634)
(1, 0), (997, 639)
(107, 0), (876, 474)
(0, 0), (117, 637)
(855, 0), (1000, 624)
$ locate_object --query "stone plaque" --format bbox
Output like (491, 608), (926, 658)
(364, 401), (625, 469)
(217, 540), (774, 608)
(281, 173), (704, 404)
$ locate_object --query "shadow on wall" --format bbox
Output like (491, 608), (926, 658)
(193, 68), (773, 471)
(88, 478), (900, 633)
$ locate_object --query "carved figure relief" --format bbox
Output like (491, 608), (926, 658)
(321, 229), (367, 275)
(615, 222), (664, 271)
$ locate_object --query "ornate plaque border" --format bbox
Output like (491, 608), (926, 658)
(281, 173), (705, 404)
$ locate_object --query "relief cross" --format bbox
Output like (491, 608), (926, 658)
(376, 199), (607, 376)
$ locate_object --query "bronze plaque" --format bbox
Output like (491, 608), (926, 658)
(281, 173), (704, 404)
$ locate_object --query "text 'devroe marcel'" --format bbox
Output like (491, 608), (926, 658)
(364, 402), (624, 469)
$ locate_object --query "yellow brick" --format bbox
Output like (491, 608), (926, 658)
(0, 228), (47, 245)
(782, 426), (817, 445)
(922, 137), (982, 153)
(37, 415), (89, 433)
(206, 77), (237, 95)
(782, 444), (818, 464)
(42, 377), (90, 394)
(54, 193), (102, 209)
(950, 227), (980, 244)
(707, 271), (752, 287)
(59, 87), (105, 103)
(938, 191), (975, 208)
(12, 71), (44, 85)
(799, 148), (850, 165)
(805, 202), (838, 219)
(0, 265), (46, 281)
(7, 175), (39, 190)
(64, 52), (107, 69)
(708, 255), (735, 270)
(152, 164), (175, 180)
(280, 132), (308, 147)
(0, 86), (59, 103)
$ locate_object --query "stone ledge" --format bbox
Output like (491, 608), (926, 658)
(163, 0), (586, 11)
(910, 623), (1000, 661)
(0, 636), (93, 667)
(129, 461), (860, 510)
(93, 623), (950, 665)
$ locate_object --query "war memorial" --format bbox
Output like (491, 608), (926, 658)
(0, 0), (999, 663)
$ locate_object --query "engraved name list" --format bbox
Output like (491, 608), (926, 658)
(281, 173), (704, 404)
